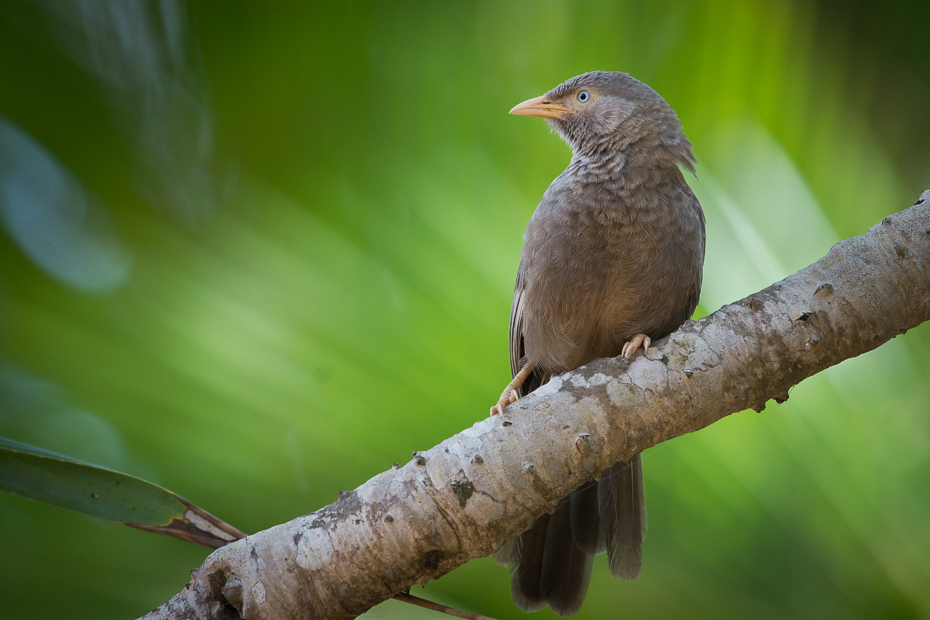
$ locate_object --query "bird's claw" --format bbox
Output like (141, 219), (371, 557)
(490, 389), (520, 416)
(622, 334), (651, 358)
(489, 361), (536, 416)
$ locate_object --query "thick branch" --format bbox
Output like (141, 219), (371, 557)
(144, 192), (930, 620)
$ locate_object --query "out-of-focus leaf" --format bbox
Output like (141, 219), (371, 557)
(0, 437), (245, 549)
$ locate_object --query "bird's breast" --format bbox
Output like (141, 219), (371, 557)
(520, 177), (704, 374)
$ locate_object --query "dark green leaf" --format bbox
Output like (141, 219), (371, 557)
(0, 437), (245, 548)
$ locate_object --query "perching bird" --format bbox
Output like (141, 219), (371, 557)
(491, 71), (705, 616)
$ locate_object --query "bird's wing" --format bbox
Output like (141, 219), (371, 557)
(509, 259), (549, 396)
(508, 261), (527, 379)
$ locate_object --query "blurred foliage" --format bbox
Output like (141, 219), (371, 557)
(0, 1), (929, 619)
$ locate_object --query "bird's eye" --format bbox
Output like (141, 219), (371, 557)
(577, 90), (590, 103)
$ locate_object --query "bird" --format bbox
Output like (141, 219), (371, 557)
(490, 71), (705, 616)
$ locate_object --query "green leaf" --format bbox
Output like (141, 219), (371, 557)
(0, 437), (245, 548)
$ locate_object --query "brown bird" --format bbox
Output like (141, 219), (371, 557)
(491, 71), (705, 615)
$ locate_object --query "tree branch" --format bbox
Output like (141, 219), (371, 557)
(142, 192), (930, 620)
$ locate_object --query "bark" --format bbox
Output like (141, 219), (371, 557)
(143, 191), (930, 620)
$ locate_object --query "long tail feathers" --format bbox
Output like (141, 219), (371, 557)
(496, 454), (647, 615)
(599, 454), (647, 580)
(540, 498), (595, 616)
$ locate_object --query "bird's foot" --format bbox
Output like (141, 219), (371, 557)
(622, 334), (651, 358)
(490, 389), (520, 416)
(489, 361), (536, 416)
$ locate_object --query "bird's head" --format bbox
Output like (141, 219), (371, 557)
(510, 71), (694, 171)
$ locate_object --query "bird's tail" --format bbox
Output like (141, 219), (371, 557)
(494, 454), (646, 616)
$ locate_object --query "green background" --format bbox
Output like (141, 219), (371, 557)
(1, 1), (929, 618)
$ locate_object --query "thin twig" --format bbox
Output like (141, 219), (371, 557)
(393, 592), (499, 620)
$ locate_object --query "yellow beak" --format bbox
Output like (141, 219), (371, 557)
(509, 94), (577, 120)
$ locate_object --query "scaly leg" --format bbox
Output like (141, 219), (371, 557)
(490, 361), (536, 416)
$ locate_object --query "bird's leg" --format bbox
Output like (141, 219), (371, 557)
(490, 361), (536, 416)
(621, 334), (651, 358)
